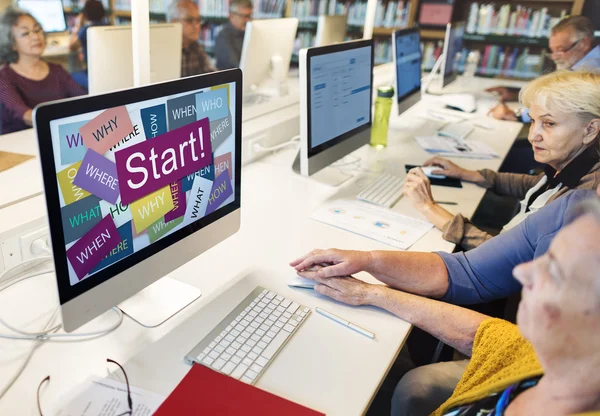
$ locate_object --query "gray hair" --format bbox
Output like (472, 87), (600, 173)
(230, 0), (253, 13)
(166, 0), (197, 22)
(0, 7), (40, 64)
(551, 15), (595, 42)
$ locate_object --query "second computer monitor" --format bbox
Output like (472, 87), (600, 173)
(392, 27), (422, 115)
(239, 18), (299, 92)
(315, 15), (347, 47)
(295, 39), (374, 177)
(440, 21), (465, 88)
(87, 23), (182, 95)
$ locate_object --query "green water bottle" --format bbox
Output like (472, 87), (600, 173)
(370, 85), (395, 149)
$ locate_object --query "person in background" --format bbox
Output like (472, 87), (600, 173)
(403, 70), (600, 250)
(488, 16), (600, 121)
(290, 185), (600, 416)
(0, 7), (85, 135)
(167, 0), (215, 78)
(68, 0), (107, 90)
(214, 0), (253, 70)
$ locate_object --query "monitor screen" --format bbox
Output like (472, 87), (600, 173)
(394, 29), (421, 105)
(444, 22), (465, 77)
(308, 45), (372, 152)
(17, 0), (67, 33)
(419, 2), (453, 27)
(43, 80), (238, 301)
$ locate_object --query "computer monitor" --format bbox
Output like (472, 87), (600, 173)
(87, 23), (183, 95)
(33, 69), (242, 331)
(440, 21), (465, 88)
(239, 18), (299, 92)
(294, 39), (374, 180)
(17, 0), (67, 33)
(315, 15), (347, 47)
(392, 28), (422, 115)
(418, 0), (455, 28)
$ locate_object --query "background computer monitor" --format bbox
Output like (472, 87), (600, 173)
(418, 0), (455, 28)
(87, 23), (182, 95)
(440, 21), (465, 88)
(33, 69), (242, 331)
(315, 15), (347, 47)
(392, 27), (422, 115)
(294, 39), (374, 178)
(239, 18), (299, 92)
(17, 0), (67, 33)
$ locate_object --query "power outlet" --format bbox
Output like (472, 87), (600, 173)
(244, 134), (268, 163)
(20, 227), (50, 261)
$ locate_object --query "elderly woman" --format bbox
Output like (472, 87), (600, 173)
(0, 7), (85, 135)
(403, 70), (600, 250)
(292, 194), (600, 416)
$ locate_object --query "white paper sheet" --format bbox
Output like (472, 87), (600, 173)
(311, 200), (433, 250)
(415, 135), (499, 159)
(55, 376), (165, 416)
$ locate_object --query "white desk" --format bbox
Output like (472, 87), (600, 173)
(0, 78), (523, 415)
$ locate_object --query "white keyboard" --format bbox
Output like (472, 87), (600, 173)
(475, 95), (500, 110)
(356, 173), (405, 208)
(185, 287), (310, 385)
(438, 122), (474, 140)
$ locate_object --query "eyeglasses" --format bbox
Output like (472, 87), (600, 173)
(17, 27), (44, 39)
(552, 38), (580, 55)
(231, 11), (253, 19)
(181, 16), (202, 25)
(36, 359), (132, 416)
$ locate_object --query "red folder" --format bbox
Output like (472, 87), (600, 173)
(154, 364), (326, 415)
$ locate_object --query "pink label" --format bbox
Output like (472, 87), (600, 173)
(164, 180), (186, 222)
(115, 118), (213, 205)
(80, 106), (135, 155)
(66, 215), (121, 280)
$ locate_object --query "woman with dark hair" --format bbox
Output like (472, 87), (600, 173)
(0, 7), (85, 135)
(68, 0), (106, 89)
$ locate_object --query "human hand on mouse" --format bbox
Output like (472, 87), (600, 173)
(485, 86), (517, 102)
(423, 157), (465, 179)
(488, 103), (518, 121)
(403, 168), (435, 211)
(290, 249), (372, 279)
(309, 273), (378, 306)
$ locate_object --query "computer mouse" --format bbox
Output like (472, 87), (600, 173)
(421, 166), (446, 179)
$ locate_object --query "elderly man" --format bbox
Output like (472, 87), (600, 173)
(167, 0), (215, 78)
(214, 0), (253, 70)
(489, 15), (600, 121)
(291, 184), (600, 415)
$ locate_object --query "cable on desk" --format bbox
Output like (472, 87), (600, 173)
(252, 135), (300, 153)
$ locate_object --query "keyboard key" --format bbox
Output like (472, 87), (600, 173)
(203, 347), (211, 355)
(221, 353), (232, 361)
(258, 301), (268, 309)
(281, 299), (292, 308)
(222, 361), (236, 375)
(212, 358), (226, 371)
(262, 331), (290, 359)
(276, 306), (285, 313)
(283, 324), (295, 333)
(225, 325), (233, 332)
(245, 369), (258, 380)
(225, 334), (235, 343)
(241, 376), (253, 384)
(235, 350), (247, 359)
(231, 356), (241, 365)
(266, 291), (276, 300)
(202, 356), (214, 366)
(232, 364), (248, 379)
(241, 319), (251, 327)
(250, 322), (260, 329)
(251, 334), (261, 342)
(300, 312), (306, 317)
(256, 317), (265, 324)
(247, 339), (257, 347)
(261, 289), (268, 295)
(256, 329), (266, 337)
(290, 320), (299, 327)
(251, 364), (263, 374)
(241, 330), (252, 339)
(248, 351), (258, 360)
(231, 329), (240, 337)
(273, 310), (282, 318)
(241, 345), (251, 353)
(238, 336), (248, 345)
(257, 341), (268, 349)
(267, 330), (277, 338)
(287, 302), (300, 314)
(248, 311), (258, 318)
(220, 330), (228, 338)
(215, 336), (223, 343)
(283, 312), (292, 320)
(234, 316), (242, 322)
(215, 345), (225, 353)
(275, 295), (284, 301)
(260, 324), (270, 332)
(256, 356), (269, 367)
(232, 341), (242, 349)
(252, 346), (264, 355)
(209, 341), (217, 349)
(208, 350), (220, 360)
(226, 347), (236, 355)
(197, 353), (206, 361)
(259, 312), (269, 319)
(303, 308), (309, 313)
(263, 335), (273, 344)
(274, 321), (284, 328)
(265, 319), (276, 327)
(242, 357), (253, 366)
(296, 316), (303, 322)
(235, 324), (245, 332)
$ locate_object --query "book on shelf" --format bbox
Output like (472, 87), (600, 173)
(112, 0), (168, 14)
(374, 39), (392, 64)
(201, 0), (285, 19)
(292, 0), (410, 28)
(466, 2), (567, 38)
(63, 0), (111, 10)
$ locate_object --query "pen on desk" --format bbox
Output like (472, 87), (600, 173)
(435, 201), (458, 205)
(315, 307), (376, 339)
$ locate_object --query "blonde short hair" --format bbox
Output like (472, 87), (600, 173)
(520, 70), (600, 152)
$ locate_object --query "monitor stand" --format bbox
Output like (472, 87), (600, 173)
(118, 277), (202, 328)
(292, 152), (353, 187)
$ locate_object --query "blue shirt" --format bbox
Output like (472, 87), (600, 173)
(437, 189), (595, 304)
(572, 45), (600, 71)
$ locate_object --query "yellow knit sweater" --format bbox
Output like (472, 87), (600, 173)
(432, 318), (600, 416)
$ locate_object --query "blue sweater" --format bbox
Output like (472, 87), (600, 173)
(438, 189), (595, 304)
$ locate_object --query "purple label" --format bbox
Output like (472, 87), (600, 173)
(73, 149), (120, 204)
(205, 169), (233, 216)
(164, 180), (186, 222)
(66, 215), (121, 280)
(115, 118), (213, 205)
